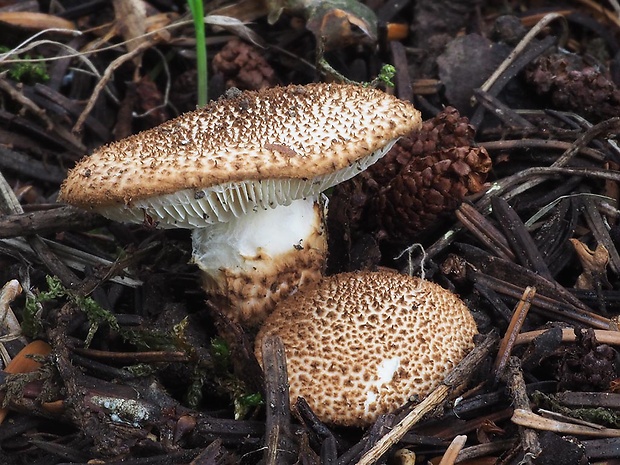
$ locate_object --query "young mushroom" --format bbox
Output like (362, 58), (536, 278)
(255, 269), (478, 427)
(59, 83), (421, 325)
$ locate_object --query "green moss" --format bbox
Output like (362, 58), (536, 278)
(0, 46), (49, 84)
(533, 391), (620, 428)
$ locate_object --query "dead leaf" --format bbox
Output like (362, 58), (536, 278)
(570, 238), (611, 290)
(0, 340), (52, 424)
(303, 0), (377, 49)
(0, 12), (75, 31)
(205, 15), (264, 47)
(210, 0), (377, 50)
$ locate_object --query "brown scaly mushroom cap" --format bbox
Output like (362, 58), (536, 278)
(59, 83), (421, 228)
(58, 84), (422, 325)
(255, 270), (478, 427)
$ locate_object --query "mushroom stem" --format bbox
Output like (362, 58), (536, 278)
(191, 197), (327, 326)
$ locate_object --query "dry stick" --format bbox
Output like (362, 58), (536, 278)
(537, 408), (606, 430)
(0, 79), (86, 152)
(494, 286), (536, 383)
(437, 435), (468, 465)
(456, 439), (517, 463)
(0, 145), (68, 184)
(411, 117), (620, 271)
(479, 13), (568, 96)
(460, 243), (598, 316)
(455, 203), (515, 261)
(479, 139), (605, 161)
(0, 280), (28, 345)
(0, 237), (142, 287)
(552, 117), (620, 167)
(0, 18), (196, 68)
(355, 332), (498, 465)
(515, 328), (620, 346)
(470, 33), (557, 129)
(512, 409), (620, 438)
(470, 272), (611, 329)
(0, 206), (106, 238)
(553, 392), (620, 409)
(491, 197), (553, 281)
(579, 195), (620, 274)
(472, 89), (537, 130)
(419, 406), (513, 443)
(503, 357), (542, 463)
(0, 79), (50, 129)
(34, 84), (112, 140)
(0, 171), (79, 288)
(574, 0), (620, 29)
(389, 41), (412, 102)
(73, 39), (154, 133)
(261, 334), (298, 465)
(72, 347), (189, 363)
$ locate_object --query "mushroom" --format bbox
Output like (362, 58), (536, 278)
(59, 83), (422, 325)
(255, 269), (478, 427)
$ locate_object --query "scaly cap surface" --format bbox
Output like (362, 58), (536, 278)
(255, 270), (478, 427)
(59, 83), (421, 228)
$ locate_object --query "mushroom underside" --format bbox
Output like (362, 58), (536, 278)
(95, 139), (397, 229)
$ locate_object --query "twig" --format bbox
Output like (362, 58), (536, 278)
(455, 203), (515, 261)
(438, 435), (467, 465)
(512, 409), (620, 437)
(0, 237), (142, 287)
(0, 78), (51, 129)
(0, 145), (69, 184)
(71, 347), (190, 364)
(460, 243), (596, 317)
(471, 89), (536, 129)
(503, 357), (542, 462)
(405, 116), (620, 272)
(578, 195), (620, 274)
(469, 271), (611, 329)
(0, 170), (79, 288)
(74, 39), (155, 133)
(515, 328), (620, 346)
(480, 139), (605, 161)
(0, 206), (106, 238)
(553, 117), (620, 167)
(573, 0), (620, 28)
(491, 197), (553, 280)
(261, 334), (297, 465)
(479, 13), (568, 95)
(494, 287), (536, 383)
(456, 439), (517, 463)
(0, 280), (28, 345)
(355, 332), (498, 465)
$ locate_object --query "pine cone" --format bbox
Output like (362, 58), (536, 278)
(373, 145), (491, 242)
(370, 108), (491, 242)
(525, 53), (620, 122)
(212, 39), (278, 90)
(367, 107), (475, 187)
(329, 107), (492, 248)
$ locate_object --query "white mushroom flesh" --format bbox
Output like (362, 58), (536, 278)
(192, 197), (327, 326)
(364, 356), (401, 414)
